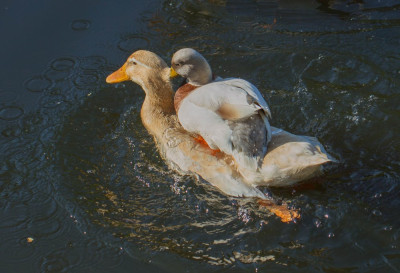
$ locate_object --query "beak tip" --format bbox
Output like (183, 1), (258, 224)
(170, 67), (179, 78)
(105, 65), (129, 84)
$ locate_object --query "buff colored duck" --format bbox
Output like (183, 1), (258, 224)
(106, 50), (335, 222)
(170, 48), (272, 178)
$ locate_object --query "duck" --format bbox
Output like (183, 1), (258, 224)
(106, 50), (336, 222)
(170, 48), (272, 179)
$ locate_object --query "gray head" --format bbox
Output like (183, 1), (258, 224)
(170, 48), (213, 86)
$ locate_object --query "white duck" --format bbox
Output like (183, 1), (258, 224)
(171, 48), (272, 179)
(106, 50), (336, 222)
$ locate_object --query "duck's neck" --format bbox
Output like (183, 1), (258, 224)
(140, 68), (176, 139)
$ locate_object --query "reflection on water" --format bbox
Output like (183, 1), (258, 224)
(1, 0), (400, 272)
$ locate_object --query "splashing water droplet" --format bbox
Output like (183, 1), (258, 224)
(314, 219), (322, 228)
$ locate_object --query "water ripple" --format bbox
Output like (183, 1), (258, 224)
(118, 35), (151, 53)
(51, 57), (76, 71)
(0, 106), (24, 121)
(71, 19), (91, 31)
(28, 217), (61, 238)
(80, 56), (107, 70)
(24, 76), (53, 93)
(0, 204), (29, 229)
(40, 252), (70, 272)
(0, 89), (19, 104)
(73, 70), (100, 89)
(44, 68), (72, 82)
(1, 236), (39, 264)
(39, 94), (66, 108)
(1, 124), (22, 138)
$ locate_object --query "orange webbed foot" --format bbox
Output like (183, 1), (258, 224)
(258, 199), (300, 223)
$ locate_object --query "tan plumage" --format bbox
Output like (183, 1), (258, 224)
(106, 50), (336, 222)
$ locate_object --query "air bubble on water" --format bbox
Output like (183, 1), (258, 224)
(383, 226), (392, 231)
(372, 209), (382, 216)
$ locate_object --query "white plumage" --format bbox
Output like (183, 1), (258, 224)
(177, 77), (272, 175)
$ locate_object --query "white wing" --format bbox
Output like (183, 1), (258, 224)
(178, 100), (234, 154)
(217, 78), (272, 119)
(184, 78), (271, 120)
(177, 77), (272, 172)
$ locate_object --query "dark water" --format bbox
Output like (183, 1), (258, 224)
(1, 0), (400, 272)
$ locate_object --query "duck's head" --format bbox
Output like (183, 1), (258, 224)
(106, 50), (169, 89)
(170, 48), (212, 86)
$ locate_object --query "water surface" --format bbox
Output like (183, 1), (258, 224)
(1, 0), (400, 272)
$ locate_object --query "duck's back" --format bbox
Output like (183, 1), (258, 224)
(177, 78), (271, 171)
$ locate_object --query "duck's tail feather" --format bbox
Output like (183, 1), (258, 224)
(232, 150), (265, 183)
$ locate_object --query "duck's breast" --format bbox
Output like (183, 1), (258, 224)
(174, 83), (198, 113)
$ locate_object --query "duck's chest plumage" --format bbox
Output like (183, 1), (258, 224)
(174, 83), (198, 113)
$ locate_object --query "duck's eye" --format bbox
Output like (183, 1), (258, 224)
(131, 61), (137, 65)
(175, 63), (181, 67)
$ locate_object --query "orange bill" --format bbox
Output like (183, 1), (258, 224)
(170, 67), (178, 78)
(106, 63), (130, 83)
